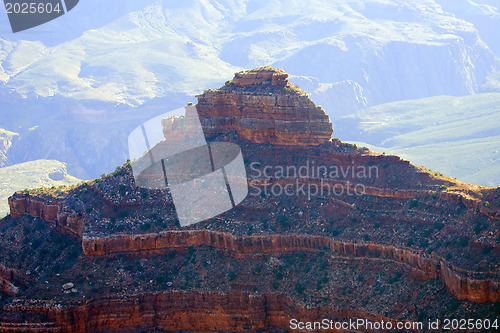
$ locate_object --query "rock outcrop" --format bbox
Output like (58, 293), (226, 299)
(8, 196), (84, 236)
(8, 196), (59, 223)
(195, 67), (333, 146)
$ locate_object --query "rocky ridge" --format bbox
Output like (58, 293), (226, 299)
(81, 230), (499, 303)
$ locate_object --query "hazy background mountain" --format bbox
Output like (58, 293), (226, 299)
(0, 0), (499, 190)
(0, 128), (18, 167)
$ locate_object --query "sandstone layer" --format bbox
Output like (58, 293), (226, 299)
(3, 291), (401, 333)
(81, 230), (499, 303)
(195, 67), (333, 145)
(9, 196), (84, 236)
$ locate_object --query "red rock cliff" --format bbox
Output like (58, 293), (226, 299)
(82, 230), (499, 303)
(4, 291), (396, 333)
(195, 67), (333, 145)
(8, 195), (84, 236)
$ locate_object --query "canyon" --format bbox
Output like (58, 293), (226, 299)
(7, 182), (500, 304)
(0, 68), (499, 332)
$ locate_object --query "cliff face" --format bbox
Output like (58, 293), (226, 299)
(5, 291), (394, 333)
(8, 196), (84, 236)
(82, 230), (499, 303)
(8, 196), (59, 223)
(195, 67), (333, 146)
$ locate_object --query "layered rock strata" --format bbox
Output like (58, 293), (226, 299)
(7, 174), (500, 304)
(195, 67), (333, 145)
(82, 230), (499, 303)
(3, 291), (398, 333)
(8, 196), (84, 236)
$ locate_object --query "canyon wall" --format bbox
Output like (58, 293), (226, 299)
(3, 291), (395, 333)
(82, 230), (499, 303)
(7, 183), (499, 305)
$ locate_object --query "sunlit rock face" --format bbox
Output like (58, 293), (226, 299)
(196, 67), (333, 146)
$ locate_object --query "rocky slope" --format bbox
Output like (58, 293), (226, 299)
(81, 230), (499, 303)
(1, 0), (500, 183)
(0, 68), (499, 332)
(0, 129), (18, 168)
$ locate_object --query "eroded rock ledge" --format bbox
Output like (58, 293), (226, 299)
(2, 291), (397, 333)
(6, 183), (499, 305)
(82, 230), (500, 303)
(8, 195), (84, 236)
(256, 178), (500, 220)
(8, 176), (498, 241)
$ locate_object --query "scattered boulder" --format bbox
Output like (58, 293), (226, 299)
(62, 282), (74, 290)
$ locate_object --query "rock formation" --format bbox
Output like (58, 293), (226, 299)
(196, 67), (333, 145)
(3, 291), (401, 333)
(9, 195), (84, 236)
(81, 230), (499, 303)
(1, 67), (499, 332)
